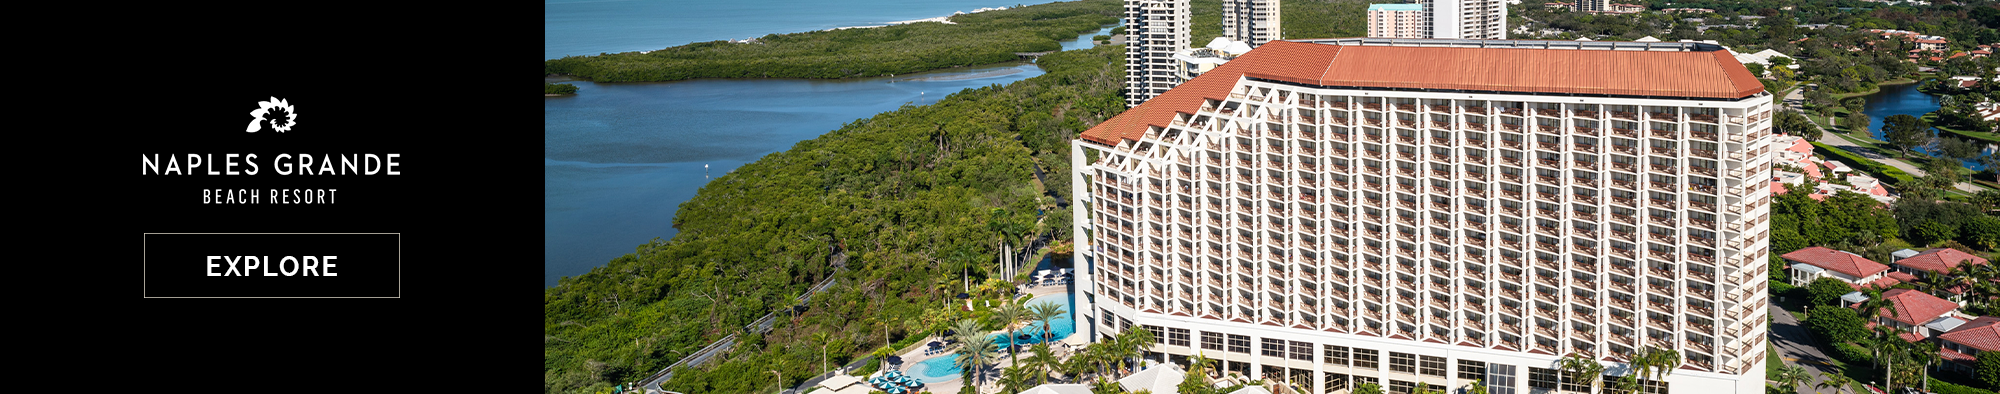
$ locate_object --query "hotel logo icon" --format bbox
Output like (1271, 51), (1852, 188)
(246, 97), (298, 133)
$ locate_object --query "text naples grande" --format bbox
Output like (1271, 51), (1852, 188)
(139, 153), (402, 175)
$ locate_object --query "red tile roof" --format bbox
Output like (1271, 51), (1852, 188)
(1784, 246), (1891, 278)
(1081, 40), (1765, 145)
(1941, 316), (2000, 352)
(1897, 248), (1990, 275)
(1876, 288), (1960, 326)
(1889, 271), (1920, 283)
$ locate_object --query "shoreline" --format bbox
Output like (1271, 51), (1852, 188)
(823, 6), (1011, 31)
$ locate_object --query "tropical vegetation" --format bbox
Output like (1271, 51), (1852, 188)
(546, 82), (579, 95)
(545, 0), (1120, 82)
(543, 44), (1124, 394)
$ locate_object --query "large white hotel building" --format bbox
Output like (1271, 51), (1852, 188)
(1073, 38), (1774, 394)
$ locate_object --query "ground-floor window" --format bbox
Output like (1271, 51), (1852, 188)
(1263, 338), (1288, 357)
(1202, 331), (1224, 351)
(1458, 359), (1487, 381)
(1353, 348), (1380, 369)
(1324, 373), (1351, 394)
(1388, 379), (1415, 394)
(1324, 345), (1351, 366)
(1389, 352), (1417, 374)
(1419, 355), (1447, 377)
(1488, 364), (1516, 394)
(1290, 340), (1314, 361)
(1528, 367), (1560, 390)
(1228, 334), (1251, 353)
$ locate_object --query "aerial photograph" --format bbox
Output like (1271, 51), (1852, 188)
(546, 1), (2000, 394)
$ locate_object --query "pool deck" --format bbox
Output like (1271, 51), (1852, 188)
(895, 282), (1078, 394)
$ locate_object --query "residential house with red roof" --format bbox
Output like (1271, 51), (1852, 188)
(1893, 248), (1990, 301)
(1846, 288), (1964, 341)
(1786, 246), (1894, 288)
(1938, 316), (2000, 373)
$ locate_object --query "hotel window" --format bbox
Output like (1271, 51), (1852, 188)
(1458, 359), (1487, 380)
(1489, 364), (1517, 394)
(1561, 368), (1591, 393)
(1228, 334), (1251, 353)
(1324, 345), (1351, 366)
(1419, 355), (1447, 377)
(1289, 340), (1314, 361)
(1167, 327), (1190, 347)
(1389, 352), (1416, 374)
(1528, 367), (1560, 390)
(1353, 348), (1380, 369)
(1262, 338), (1288, 357)
(1202, 331), (1225, 351)
(1389, 380), (1415, 394)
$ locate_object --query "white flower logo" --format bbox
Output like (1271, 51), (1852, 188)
(246, 97), (298, 133)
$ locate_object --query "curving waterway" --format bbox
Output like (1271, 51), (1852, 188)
(545, 1), (1118, 287)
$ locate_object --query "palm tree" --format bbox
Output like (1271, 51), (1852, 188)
(1775, 363), (1809, 394)
(1855, 289), (1897, 326)
(1028, 301), (1068, 343)
(811, 331), (833, 373)
(1644, 346), (1681, 386)
(1560, 353), (1606, 394)
(1355, 382), (1384, 394)
(1468, 379), (1490, 394)
(1868, 325), (1911, 394)
(953, 318), (987, 346)
(1111, 327), (1157, 373)
(958, 334), (1001, 389)
(1908, 341), (1941, 393)
(995, 302), (1028, 364)
(872, 345), (896, 374)
(1025, 343), (1061, 385)
(1001, 364), (1033, 394)
(1817, 369), (1855, 394)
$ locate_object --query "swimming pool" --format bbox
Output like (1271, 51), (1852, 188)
(907, 292), (1077, 383)
(993, 293), (1076, 347)
(909, 354), (965, 383)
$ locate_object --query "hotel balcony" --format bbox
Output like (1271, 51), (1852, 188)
(1609, 111), (1638, 121)
(1611, 127), (1638, 138)
(1648, 112), (1681, 122)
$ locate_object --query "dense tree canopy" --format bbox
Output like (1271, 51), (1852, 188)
(545, 45), (1126, 394)
(545, 0), (1120, 82)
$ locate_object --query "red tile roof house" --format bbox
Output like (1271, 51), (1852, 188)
(1846, 288), (1963, 341)
(1938, 316), (2000, 373)
(1785, 246), (1893, 288)
(1893, 248), (1991, 300)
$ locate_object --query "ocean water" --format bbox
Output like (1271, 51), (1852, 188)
(546, 0), (1118, 287)
(546, 0), (1071, 60)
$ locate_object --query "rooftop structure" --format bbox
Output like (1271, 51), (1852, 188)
(1073, 38), (1773, 394)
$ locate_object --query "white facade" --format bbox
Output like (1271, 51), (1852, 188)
(1075, 41), (1772, 394)
(1128, 0), (1193, 108)
(1425, 0), (1507, 39)
(1223, 0), (1282, 47)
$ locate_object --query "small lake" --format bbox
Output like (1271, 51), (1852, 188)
(545, 24), (1118, 287)
(1856, 80), (1989, 170)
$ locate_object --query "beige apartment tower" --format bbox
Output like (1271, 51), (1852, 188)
(1222, 0), (1282, 47)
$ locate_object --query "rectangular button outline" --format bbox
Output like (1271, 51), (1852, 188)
(143, 233), (401, 298)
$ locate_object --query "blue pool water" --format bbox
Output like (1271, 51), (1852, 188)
(907, 292), (1076, 383)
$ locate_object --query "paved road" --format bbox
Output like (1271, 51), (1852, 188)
(1769, 303), (1843, 393)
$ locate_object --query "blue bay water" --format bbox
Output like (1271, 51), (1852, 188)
(546, 0), (1116, 287)
(547, 0), (1075, 60)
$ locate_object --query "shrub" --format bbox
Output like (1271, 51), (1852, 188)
(1930, 377), (1997, 394)
(1808, 277), (1856, 307)
(1981, 351), (2000, 390)
(1807, 305), (1868, 343)
(1835, 342), (1874, 364)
